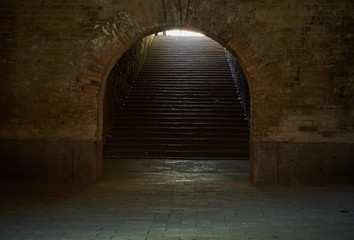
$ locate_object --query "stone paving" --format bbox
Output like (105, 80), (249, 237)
(1, 159), (354, 240)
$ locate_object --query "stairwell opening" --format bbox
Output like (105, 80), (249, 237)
(102, 30), (251, 166)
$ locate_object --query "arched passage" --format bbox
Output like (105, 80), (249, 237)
(81, 27), (255, 143)
(76, 1), (272, 185)
(102, 31), (250, 162)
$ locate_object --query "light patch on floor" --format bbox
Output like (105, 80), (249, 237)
(0, 159), (353, 240)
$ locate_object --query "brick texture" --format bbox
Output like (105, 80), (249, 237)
(0, 0), (353, 184)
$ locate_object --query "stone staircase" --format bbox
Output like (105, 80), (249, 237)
(104, 36), (249, 160)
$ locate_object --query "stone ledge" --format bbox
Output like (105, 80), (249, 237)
(251, 142), (354, 186)
(0, 139), (102, 183)
(1, 139), (353, 186)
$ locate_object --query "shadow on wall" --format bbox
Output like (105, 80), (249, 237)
(226, 51), (250, 124)
(103, 35), (154, 143)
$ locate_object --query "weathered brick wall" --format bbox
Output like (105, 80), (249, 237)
(226, 50), (250, 122)
(0, 0), (353, 184)
(103, 36), (153, 143)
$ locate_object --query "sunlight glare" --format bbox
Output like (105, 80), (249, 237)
(160, 30), (204, 36)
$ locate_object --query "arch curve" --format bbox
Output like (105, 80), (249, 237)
(77, 1), (260, 143)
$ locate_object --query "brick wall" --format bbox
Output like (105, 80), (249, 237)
(103, 36), (153, 143)
(0, 0), (352, 184)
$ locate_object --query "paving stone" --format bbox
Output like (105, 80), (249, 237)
(0, 159), (354, 240)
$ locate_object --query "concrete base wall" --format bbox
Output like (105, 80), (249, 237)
(0, 140), (102, 183)
(2, 139), (353, 186)
(251, 142), (354, 186)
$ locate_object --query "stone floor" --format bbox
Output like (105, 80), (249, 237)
(1, 159), (354, 240)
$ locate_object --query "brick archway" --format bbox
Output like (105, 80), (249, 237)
(77, 2), (269, 183)
(68, 0), (353, 186)
(79, 18), (258, 138)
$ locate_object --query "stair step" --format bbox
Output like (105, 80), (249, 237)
(121, 103), (242, 107)
(108, 133), (249, 138)
(104, 152), (249, 160)
(111, 125), (249, 130)
(114, 123), (248, 128)
(123, 100), (241, 104)
(117, 113), (246, 118)
(105, 139), (248, 145)
(115, 115), (247, 122)
(104, 145), (249, 152)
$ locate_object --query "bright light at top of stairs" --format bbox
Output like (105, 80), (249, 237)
(160, 30), (204, 36)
